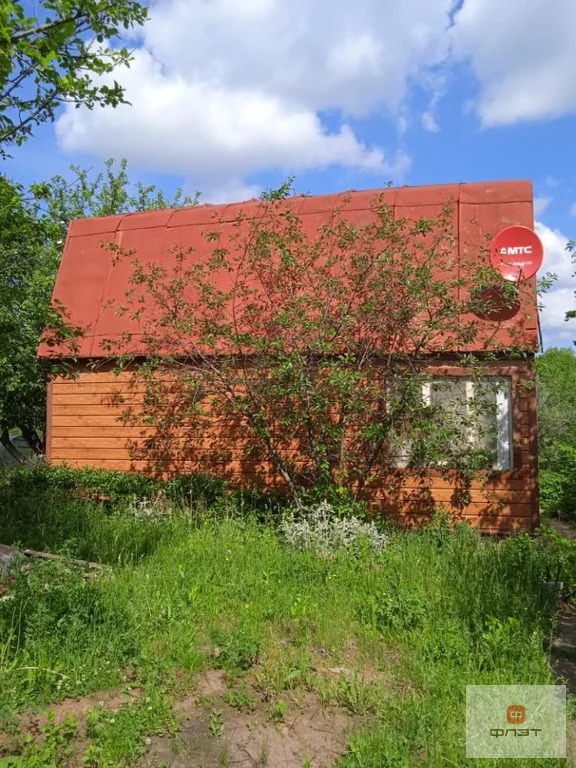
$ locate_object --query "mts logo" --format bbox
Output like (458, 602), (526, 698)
(499, 246), (533, 256)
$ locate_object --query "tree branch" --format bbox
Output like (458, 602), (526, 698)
(10, 9), (88, 42)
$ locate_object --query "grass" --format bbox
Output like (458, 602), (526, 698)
(0, 487), (178, 565)
(0, 476), (574, 766)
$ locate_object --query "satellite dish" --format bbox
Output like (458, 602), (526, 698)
(489, 226), (544, 282)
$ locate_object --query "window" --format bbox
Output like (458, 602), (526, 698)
(392, 377), (512, 471)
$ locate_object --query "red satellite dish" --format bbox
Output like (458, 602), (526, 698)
(490, 226), (544, 282)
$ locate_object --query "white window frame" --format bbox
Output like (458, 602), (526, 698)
(410, 377), (512, 471)
(494, 379), (512, 471)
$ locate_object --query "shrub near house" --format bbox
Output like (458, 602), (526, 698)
(537, 347), (576, 522)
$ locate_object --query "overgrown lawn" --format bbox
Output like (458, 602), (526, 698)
(0, 476), (573, 766)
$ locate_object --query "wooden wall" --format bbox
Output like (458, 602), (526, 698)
(47, 360), (539, 534)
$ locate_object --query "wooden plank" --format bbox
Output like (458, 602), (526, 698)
(52, 396), (221, 410)
(50, 447), (266, 462)
(519, 423), (531, 439)
(53, 371), (135, 384)
(56, 369), (534, 391)
(51, 414), (250, 428)
(48, 357), (538, 534)
(59, 381), (185, 393)
(50, 426), (261, 439)
(53, 438), (133, 449)
(52, 393), (145, 406)
(52, 426), (157, 438)
(395, 502), (534, 518)
(400, 513), (530, 533)
(365, 475), (531, 491)
(50, 458), (278, 482)
(52, 436), (279, 451)
(51, 458), (147, 471)
(455, 503), (533, 518)
(23, 548), (102, 570)
(51, 405), (138, 416)
(53, 415), (134, 426)
(52, 448), (133, 459)
(368, 487), (530, 505)
(53, 382), (148, 395)
(51, 447), (271, 460)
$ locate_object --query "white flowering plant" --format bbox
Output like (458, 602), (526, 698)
(123, 497), (169, 522)
(280, 500), (388, 556)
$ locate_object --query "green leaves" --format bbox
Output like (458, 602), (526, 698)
(1, 0), (148, 151)
(537, 348), (576, 522)
(0, 159), (198, 454)
(536, 347), (576, 463)
(107, 189), (517, 509)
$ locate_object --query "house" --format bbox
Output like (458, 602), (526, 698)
(38, 180), (540, 532)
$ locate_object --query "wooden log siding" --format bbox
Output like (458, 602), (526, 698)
(47, 359), (538, 533)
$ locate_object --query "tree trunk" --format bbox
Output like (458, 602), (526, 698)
(0, 429), (25, 464)
(19, 425), (45, 455)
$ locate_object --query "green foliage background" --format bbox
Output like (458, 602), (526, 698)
(536, 347), (576, 521)
(0, 159), (197, 455)
(1, 0), (147, 149)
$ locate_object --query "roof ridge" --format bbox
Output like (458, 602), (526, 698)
(67, 180), (533, 232)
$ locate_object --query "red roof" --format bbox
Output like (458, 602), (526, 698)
(38, 180), (538, 358)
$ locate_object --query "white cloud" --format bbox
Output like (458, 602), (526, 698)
(55, 0), (576, 193)
(140, 0), (454, 117)
(56, 0), (455, 191)
(422, 111), (440, 133)
(57, 50), (393, 181)
(536, 221), (575, 346)
(534, 196), (552, 217)
(450, 0), (576, 126)
(203, 178), (262, 205)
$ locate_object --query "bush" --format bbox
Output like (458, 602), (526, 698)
(540, 469), (567, 516)
(0, 463), (160, 503)
(0, 463), (231, 506)
(539, 443), (576, 521)
(501, 527), (576, 597)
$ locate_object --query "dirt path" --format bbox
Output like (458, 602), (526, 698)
(549, 519), (576, 541)
(548, 518), (576, 762)
(139, 670), (355, 768)
(549, 517), (576, 694)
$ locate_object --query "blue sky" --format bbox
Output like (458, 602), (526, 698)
(6, 0), (576, 348)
